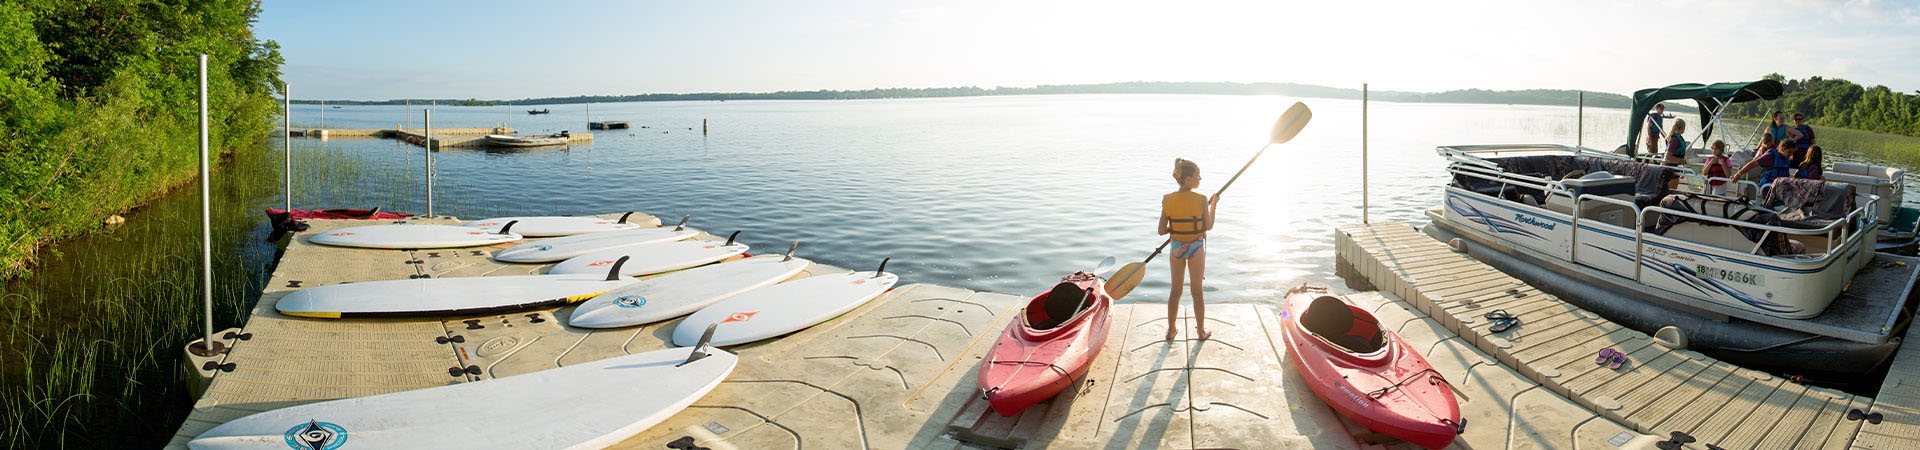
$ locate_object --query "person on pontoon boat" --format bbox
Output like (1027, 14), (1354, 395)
(1792, 113), (1816, 151)
(1730, 134), (1797, 193)
(1767, 110), (1804, 144)
(1662, 119), (1690, 166)
(1795, 145), (1825, 180)
(1644, 103), (1674, 157)
(1704, 140), (1732, 196)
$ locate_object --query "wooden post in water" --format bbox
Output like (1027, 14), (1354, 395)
(190, 53), (224, 357)
(1362, 83), (1369, 224)
(425, 108), (435, 217)
(1577, 92), (1584, 148)
(320, 100), (326, 129)
(586, 102), (591, 128)
(284, 83), (293, 211)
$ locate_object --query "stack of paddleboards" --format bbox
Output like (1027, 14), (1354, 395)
(305, 212), (655, 250)
(274, 257), (639, 318)
(671, 260), (898, 347)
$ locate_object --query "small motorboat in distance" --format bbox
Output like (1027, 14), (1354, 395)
(483, 131), (569, 148)
(977, 271), (1112, 417)
(527, 108), (550, 115)
(1281, 285), (1462, 450)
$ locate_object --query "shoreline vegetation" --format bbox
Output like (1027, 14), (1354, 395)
(0, 1), (284, 277)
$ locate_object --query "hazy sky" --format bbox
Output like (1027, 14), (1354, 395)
(259, 0), (1920, 100)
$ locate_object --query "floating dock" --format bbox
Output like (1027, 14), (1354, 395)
(590, 121), (630, 130)
(165, 212), (1696, 449)
(1335, 221), (1920, 449)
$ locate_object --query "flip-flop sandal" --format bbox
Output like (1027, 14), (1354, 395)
(1483, 309), (1513, 320)
(1489, 317), (1520, 333)
(1608, 352), (1628, 370)
(1595, 348), (1618, 365)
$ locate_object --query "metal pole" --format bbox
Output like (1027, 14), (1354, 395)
(192, 53), (222, 357)
(1362, 83), (1369, 224)
(1577, 92), (1584, 148)
(320, 100), (326, 129)
(425, 109), (435, 216)
(586, 102), (591, 128)
(284, 83), (293, 211)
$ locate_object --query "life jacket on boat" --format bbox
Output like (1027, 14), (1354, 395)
(1162, 190), (1208, 242)
(1759, 148), (1793, 186)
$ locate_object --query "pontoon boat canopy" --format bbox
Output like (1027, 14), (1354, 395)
(1627, 80), (1783, 153)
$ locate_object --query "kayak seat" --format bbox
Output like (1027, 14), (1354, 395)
(1303, 296), (1386, 354)
(1028, 281), (1089, 330)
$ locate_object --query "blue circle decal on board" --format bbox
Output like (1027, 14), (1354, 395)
(616, 296), (647, 308)
(283, 420), (347, 450)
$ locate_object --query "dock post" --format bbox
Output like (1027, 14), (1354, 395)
(703, 119), (708, 135)
(586, 102), (591, 126)
(1577, 92), (1584, 148)
(1362, 83), (1369, 224)
(320, 99), (326, 129)
(190, 53), (224, 357)
(425, 109), (435, 217)
(283, 83), (292, 211)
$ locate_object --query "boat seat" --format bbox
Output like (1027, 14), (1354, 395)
(1302, 296), (1385, 354)
(1028, 281), (1089, 330)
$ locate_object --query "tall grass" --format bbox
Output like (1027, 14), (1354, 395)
(0, 136), (452, 448)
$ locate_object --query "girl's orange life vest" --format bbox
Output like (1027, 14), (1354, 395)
(1162, 191), (1208, 242)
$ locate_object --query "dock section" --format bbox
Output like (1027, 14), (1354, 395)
(1334, 221), (1911, 449)
(168, 213), (1665, 449)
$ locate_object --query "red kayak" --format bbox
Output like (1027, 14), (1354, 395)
(977, 271), (1112, 417)
(1281, 285), (1461, 449)
(266, 208), (411, 220)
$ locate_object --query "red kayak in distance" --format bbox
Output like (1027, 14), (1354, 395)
(266, 208), (411, 221)
(1280, 285), (1462, 449)
(977, 271), (1113, 417)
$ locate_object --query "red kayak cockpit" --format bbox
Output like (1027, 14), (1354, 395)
(1301, 294), (1389, 362)
(1021, 274), (1103, 334)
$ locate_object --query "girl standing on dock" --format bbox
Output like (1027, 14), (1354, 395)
(1160, 158), (1220, 341)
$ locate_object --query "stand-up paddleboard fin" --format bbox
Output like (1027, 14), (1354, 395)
(616, 211), (635, 224)
(680, 323), (719, 366)
(724, 230), (740, 246)
(783, 241), (799, 262)
(673, 214), (690, 231)
(874, 257), (890, 277)
(497, 220), (520, 235)
(604, 255), (630, 281)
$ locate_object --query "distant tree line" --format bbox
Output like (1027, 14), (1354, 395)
(298, 81), (1634, 110)
(1722, 73), (1920, 137)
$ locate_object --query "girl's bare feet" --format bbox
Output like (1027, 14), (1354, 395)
(1196, 329), (1212, 341)
(1165, 326), (1179, 341)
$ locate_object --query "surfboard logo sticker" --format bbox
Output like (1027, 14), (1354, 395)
(587, 260), (613, 267)
(476, 222), (500, 226)
(282, 420), (347, 450)
(467, 232), (485, 235)
(615, 296), (647, 308)
(328, 232), (355, 236)
(852, 279), (867, 285)
(703, 245), (716, 249)
(722, 311), (758, 323)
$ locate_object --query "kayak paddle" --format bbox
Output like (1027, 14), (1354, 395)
(1105, 102), (1313, 300)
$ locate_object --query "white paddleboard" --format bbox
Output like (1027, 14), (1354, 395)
(571, 255), (813, 328)
(673, 270), (899, 346)
(548, 239), (749, 277)
(462, 214), (650, 237)
(276, 273), (634, 318)
(186, 345), (736, 450)
(493, 227), (700, 263)
(307, 224), (522, 249)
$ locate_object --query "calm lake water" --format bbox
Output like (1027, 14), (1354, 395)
(7, 94), (1920, 446)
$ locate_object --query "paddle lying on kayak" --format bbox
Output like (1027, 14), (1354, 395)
(1280, 285), (1463, 450)
(1106, 102), (1314, 300)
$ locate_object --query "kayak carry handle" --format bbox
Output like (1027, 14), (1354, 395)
(497, 220), (519, 235)
(874, 257), (890, 277)
(680, 323), (718, 366)
(783, 241), (799, 262)
(724, 230), (740, 246)
(616, 211), (634, 224)
(604, 255), (630, 281)
(673, 214), (690, 231)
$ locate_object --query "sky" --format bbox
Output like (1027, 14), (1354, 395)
(258, 0), (1920, 101)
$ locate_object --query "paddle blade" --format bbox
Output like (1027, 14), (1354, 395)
(1269, 102), (1313, 144)
(1093, 256), (1117, 276)
(1104, 261), (1148, 300)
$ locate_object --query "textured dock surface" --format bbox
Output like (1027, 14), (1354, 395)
(1335, 221), (1918, 449)
(166, 213), (1661, 449)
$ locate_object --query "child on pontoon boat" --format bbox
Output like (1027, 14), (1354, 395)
(1663, 119), (1690, 166)
(1795, 145), (1824, 180)
(1704, 140), (1731, 196)
(1732, 134), (1796, 193)
(1159, 158), (1218, 341)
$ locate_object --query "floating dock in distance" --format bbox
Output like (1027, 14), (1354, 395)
(1335, 221), (1918, 449)
(589, 121), (629, 130)
(387, 129), (591, 149)
(166, 213), (1669, 449)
